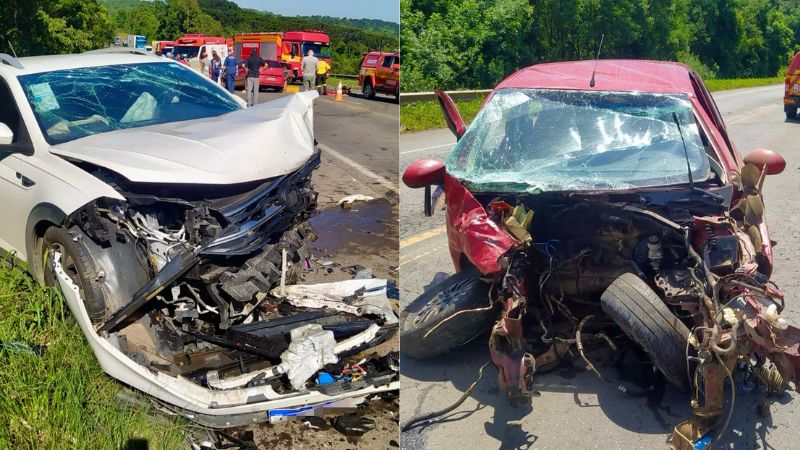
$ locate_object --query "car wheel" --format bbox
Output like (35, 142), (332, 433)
(401, 266), (495, 359)
(786, 106), (797, 120)
(363, 82), (375, 99)
(600, 272), (690, 390)
(42, 226), (108, 323)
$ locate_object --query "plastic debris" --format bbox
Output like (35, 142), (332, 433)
(503, 204), (534, 244)
(278, 324), (337, 390)
(337, 194), (375, 206)
(0, 340), (43, 356)
(354, 268), (373, 279)
(316, 372), (335, 385)
(272, 279), (399, 324)
(332, 414), (376, 437)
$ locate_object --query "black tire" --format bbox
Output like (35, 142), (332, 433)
(401, 266), (495, 359)
(363, 81), (375, 99)
(786, 106), (797, 120)
(42, 226), (109, 323)
(600, 272), (690, 390)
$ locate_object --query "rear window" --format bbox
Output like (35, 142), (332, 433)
(363, 54), (380, 66)
(266, 60), (283, 68)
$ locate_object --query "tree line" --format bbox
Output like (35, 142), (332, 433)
(401, 0), (800, 91)
(0, 0), (398, 75)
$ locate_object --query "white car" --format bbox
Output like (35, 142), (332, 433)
(0, 49), (398, 427)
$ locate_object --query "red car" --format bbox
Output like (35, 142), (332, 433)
(402, 60), (799, 446)
(234, 59), (289, 92)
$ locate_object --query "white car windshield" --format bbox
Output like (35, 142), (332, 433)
(19, 62), (242, 145)
(446, 89), (711, 193)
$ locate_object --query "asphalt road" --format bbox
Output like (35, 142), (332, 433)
(399, 84), (800, 449)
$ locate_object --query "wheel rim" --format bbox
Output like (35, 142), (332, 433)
(412, 277), (476, 327)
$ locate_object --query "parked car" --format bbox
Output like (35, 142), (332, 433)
(785, 51), (800, 119)
(235, 59), (289, 92)
(0, 49), (398, 427)
(358, 51), (399, 100)
(402, 60), (799, 446)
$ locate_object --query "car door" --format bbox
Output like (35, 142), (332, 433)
(0, 74), (38, 258)
(375, 55), (394, 90)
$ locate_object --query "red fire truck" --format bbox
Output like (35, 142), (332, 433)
(282, 30), (331, 81)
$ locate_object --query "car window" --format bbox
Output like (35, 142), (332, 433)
(18, 62), (241, 145)
(381, 56), (394, 68)
(266, 60), (282, 68)
(447, 89), (711, 193)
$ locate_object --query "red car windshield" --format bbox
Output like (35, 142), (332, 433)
(446, 89), (712, 193)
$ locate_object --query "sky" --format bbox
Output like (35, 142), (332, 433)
(229, 0), (399, 23)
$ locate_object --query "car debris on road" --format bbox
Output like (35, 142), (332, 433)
(401, 60), (799, 449)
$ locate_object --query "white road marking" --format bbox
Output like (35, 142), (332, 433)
(400, 143), (455, 155)
(317, 142), (398, 193)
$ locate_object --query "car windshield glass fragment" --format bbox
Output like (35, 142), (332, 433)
(19, 62), (242, 145)
(446, 89), (712, 193)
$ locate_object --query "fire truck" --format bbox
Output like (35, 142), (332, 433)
(152, 40), (176, 56)
(282, 31), (331, 81)
(233, 31), (331, 83)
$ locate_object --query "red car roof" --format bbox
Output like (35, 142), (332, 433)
(497, 59), (696, 95)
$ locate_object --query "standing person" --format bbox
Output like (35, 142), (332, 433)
(244, 51), (265, 107)
(301, 50), (318, 92)
(316, 57), (330, 95)
(223, 51), (239, 94)
(199, 49), (208, 75)
(210, 50), (222, 84)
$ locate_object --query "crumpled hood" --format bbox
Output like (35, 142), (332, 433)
(51, 91), (318, 184)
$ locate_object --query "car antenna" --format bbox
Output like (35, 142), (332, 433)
(589, 34), (604, 87)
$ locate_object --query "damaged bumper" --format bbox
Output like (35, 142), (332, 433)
(54, 257), (399, 428)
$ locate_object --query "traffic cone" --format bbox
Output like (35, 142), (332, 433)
(335, 82), (343, 101)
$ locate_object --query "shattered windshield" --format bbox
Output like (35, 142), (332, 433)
(19, 62), (242, 145)
(446, 89), (711, 193)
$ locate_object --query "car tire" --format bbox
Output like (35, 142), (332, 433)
(600, 272), (690, 390)
(363, 82), (375, 99)
(401, 266), (495, 359)
(786, 106), (797, 120)
(42, 226), (109, 323)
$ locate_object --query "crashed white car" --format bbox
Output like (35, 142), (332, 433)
(0, 50), (398, 427)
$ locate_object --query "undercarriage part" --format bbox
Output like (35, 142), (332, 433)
(601, 273), (690, 389)
(489, 271), (536, 406)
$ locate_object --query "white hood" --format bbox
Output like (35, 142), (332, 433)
(50, 91), (318, 184)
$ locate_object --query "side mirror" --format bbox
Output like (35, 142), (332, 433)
(0, 122), (13, 145)
(744, 148), (785, 175)
(403, 158), (445, 216)
(392, 63), (399, 70)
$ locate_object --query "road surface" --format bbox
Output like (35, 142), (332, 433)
(399, 84), (800, 449)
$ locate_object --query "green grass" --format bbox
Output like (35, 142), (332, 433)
(705, 76), (784, 92)
(328, 75), (359, 89)
(0, 258), (187, 450)
(401, 76), (785, 133)
(400, 95), (486, 133)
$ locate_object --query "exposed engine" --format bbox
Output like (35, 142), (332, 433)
(61, 153), (397, 399)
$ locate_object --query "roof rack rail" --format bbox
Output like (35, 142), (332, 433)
(83, 47), (151, 56)
(0, 53), (24, 69)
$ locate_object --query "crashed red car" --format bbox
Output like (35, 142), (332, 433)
(401, 60), (798, 448)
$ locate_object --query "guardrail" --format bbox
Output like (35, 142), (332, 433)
(400, 89), (492, 105)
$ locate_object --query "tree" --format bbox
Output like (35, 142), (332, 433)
(0, 0), (114, 56)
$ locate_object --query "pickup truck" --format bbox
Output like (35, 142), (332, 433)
(358, 51), (399, 100)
